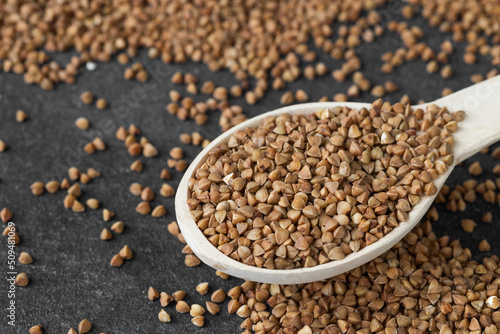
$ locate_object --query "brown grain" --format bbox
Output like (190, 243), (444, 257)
(80, 92), (93, 105)
(0, 208), (13, 223)
(111, 221), (124, 234)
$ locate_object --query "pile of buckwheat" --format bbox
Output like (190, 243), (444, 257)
(229, 218), (500, 334)
(188, 101), (460, 269)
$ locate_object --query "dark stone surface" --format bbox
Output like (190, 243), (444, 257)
(0, 3), (499, 333)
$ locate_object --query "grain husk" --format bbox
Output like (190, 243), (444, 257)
(148, 286), (160, 300)
(0, 208), (13, 223)
(19, 252), (33, 264)
(29, 324), (42, 334)
(176, 300), (190, 313)
(119, 245), (133, 260)
(158, 309), (171, 322)
(15, 273), (28, 286)
(78, 319), (92, 334)
(111, 221), (124, 234)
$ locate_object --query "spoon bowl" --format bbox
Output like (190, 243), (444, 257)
(176, 75), (500, 284)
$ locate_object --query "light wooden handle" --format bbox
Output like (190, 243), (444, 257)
(432, 75), (500, 162)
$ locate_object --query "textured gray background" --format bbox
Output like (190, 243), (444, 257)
(0, 3), (499, 333)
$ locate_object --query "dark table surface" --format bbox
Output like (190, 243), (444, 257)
(0, 3), (499, 333)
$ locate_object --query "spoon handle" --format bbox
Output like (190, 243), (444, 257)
(431, 75), (500, 162)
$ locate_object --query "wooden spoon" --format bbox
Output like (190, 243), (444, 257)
(175, 75), (500, 284)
